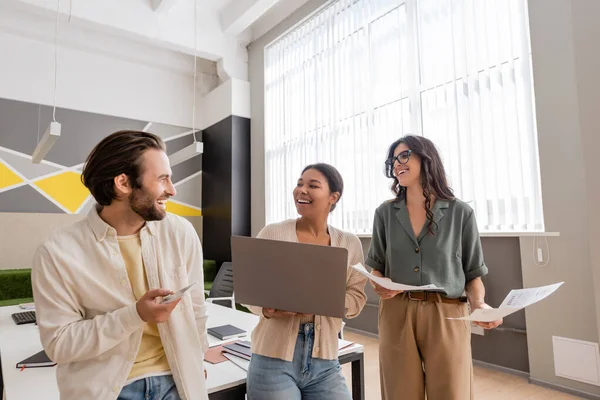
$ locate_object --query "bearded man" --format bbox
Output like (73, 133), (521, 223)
(31, 130), (208, 400)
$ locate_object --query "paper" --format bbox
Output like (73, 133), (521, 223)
(499, 282), (564, 309)
(19, 302), (35, 310)
(223, 353), (250, 371)
(449, 307), (518, 323)
(161, 281), (197, 304)
(351, 264), (444, 292)
(448, 282), (564, 322)
(338, 339), (354, 351)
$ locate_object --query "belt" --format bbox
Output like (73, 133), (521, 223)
(406, 291), (468, 304)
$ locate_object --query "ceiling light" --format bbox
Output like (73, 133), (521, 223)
(168, 140), (203, 166)
(32, 122), (61, 164)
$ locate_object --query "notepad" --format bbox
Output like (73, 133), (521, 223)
(207, 324), (247, 340)
(222, 342), (252, 361)
(16, 350), (56, 368)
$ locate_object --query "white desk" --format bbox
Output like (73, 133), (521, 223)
(0, 303), (365, 399)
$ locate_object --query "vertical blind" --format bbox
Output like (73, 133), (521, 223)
(264, 0), (544, 234)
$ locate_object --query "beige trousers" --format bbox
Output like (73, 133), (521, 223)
(378, 294), (473, 400)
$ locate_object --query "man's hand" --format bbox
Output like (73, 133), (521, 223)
(370, 271), (403, 300)
(471, 302), (503, 329)
(136, 289), (181, 323)
(262, 308), (300, 319)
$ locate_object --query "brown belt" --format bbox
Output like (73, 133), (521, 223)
(406, 291), (468, 304)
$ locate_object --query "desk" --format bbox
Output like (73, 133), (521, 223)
(0, 303), (364, 399)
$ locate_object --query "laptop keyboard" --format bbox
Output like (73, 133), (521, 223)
(11, 311), (36, 325)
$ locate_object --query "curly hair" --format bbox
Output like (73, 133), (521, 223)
(385, 135), (455, 234)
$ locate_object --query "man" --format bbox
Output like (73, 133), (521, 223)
(31, 130), (209, 400)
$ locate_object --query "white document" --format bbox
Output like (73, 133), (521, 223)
(351, 264), (444, 292)
(448, 282), (564, 322)
(499, 282), (564, 309)
(161, 281), (197, 304)
(338, 339), (354, 351)
(452, 307), (519, 322)
(223, 353), (250, 371)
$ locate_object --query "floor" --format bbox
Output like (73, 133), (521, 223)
(340, 330), (583, 400)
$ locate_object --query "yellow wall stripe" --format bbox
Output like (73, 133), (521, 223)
(166, 201), (202, 217)
(34, 171), (90, 213)
(0, 161), (24, 189)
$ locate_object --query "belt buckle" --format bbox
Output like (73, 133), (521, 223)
(407, 291), (422, 301)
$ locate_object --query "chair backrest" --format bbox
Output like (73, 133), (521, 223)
(208, 262), (234, 307)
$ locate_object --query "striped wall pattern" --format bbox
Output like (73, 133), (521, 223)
(0, 98), (202, 217)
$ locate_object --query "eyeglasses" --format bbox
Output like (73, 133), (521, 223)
(385, 150), (412, 167)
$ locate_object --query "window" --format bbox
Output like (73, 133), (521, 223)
(264, 0), (544, 234)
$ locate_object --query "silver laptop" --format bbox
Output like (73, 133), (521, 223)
(231, 235), (348, 318)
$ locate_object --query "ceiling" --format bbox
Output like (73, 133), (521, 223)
(0, 0), (311, 82)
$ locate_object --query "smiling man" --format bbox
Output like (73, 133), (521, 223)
(31, 130), (209, 400)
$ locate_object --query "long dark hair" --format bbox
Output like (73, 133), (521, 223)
(302, 163), (344, 212)
(385, 135), (454, 234)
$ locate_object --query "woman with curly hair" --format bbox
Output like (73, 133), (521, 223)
(366, 135), (502, 400)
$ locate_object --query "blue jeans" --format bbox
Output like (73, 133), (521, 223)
(118, 375), (180, 400)
(247, 323), (351, 400)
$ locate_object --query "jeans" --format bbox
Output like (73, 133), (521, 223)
(247, 323), (351, 400)
(118, 374), (181, 400)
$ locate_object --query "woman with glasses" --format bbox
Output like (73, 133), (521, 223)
(245, 163), (368, 400)
(366, 135), (502, 400)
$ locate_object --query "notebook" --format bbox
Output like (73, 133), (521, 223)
(222, 341), (252, 361)
(207, 324), (247, 340)
(16, 350), (56, 368)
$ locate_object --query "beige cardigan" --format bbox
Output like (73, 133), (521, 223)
(246, 219), (368, 361)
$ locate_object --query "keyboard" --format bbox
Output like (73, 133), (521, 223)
(11, 311), (36, 325)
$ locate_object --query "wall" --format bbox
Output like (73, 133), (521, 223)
(571, 0), (600, 350)
(249, 0), (600, 395)
(202, 115), (251, 266)
(0, 4), (255, 271)
(0, 97), (203, 270)
(521, 0), (600, 395)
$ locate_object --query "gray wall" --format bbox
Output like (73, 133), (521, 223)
(202, 116), (252, 266)
(249, 0), (600, 394)
(0, 97), (204, 270)
(519, 0), (600, 394)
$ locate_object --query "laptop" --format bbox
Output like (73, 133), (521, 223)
(231, 235), (348, 318)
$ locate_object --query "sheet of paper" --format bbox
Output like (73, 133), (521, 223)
(351, 264), (444, 292)
(499, 282), (564, 309)
(338, 339), (354, 351)
(447, 282), (564, 322)
(447, 307), (520, 322)
(223, 353), (250, 371)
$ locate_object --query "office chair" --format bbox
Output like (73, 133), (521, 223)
(205, 262), (235, 308)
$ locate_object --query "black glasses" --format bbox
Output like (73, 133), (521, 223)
(385, 150), (412, 167)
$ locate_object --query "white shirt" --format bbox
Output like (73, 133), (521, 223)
(31, 206), (209, 400)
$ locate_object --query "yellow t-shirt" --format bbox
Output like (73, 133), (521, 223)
(118, 233), (170, 380)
